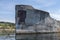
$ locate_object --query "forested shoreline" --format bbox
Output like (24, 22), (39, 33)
(0, 22), (15, 35)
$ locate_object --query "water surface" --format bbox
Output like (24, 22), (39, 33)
(0, 35), (15, 40)
(16, 33), (60, 40)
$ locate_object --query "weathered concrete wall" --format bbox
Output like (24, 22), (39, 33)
(15, 5), (49, 25)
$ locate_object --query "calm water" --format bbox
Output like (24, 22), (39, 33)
(16, 33), (60, 40)
(0, 35), (15, 40)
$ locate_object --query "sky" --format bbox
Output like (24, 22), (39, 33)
(0, 0), (60, 23)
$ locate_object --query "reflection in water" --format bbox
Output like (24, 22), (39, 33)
(0, 35), (15, 40)
(16, 33), (60, 40)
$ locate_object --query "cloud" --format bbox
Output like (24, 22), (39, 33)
(34, 0), (56, 7)
(50, 9), (60, 21)
(0, 1), (15, 23)
(0, 2), (15, 11)
(0, 0), (60, 23)
(50, 14), (60, 20)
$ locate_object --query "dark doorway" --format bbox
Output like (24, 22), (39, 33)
(17, 10), (26, 25)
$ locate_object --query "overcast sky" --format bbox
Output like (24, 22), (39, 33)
(0, 0), (60, 23)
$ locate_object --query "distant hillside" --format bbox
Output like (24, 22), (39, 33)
(0, 21), (14, 24)
(0, 22), (15, 29)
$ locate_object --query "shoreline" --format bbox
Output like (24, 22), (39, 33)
(0, 29), (15, 35)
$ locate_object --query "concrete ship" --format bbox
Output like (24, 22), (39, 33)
(15, 5), (60, 34)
